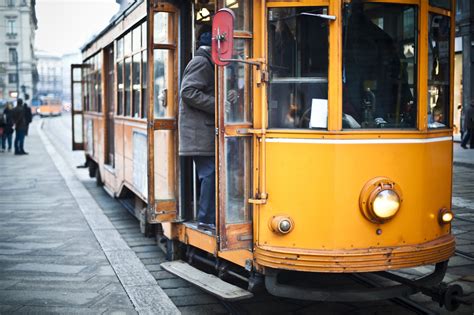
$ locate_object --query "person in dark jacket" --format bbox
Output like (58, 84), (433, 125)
(178, 25), (216, 230)
(1, 103), (14, 152)
(461, 100), (474, 149)
(12, 98), (28, 155)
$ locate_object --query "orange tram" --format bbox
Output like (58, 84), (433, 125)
(71, 0), (465, 310)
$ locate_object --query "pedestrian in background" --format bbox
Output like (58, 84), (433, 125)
(461, 100), (474, 149)
(12, 98), (28, 155)
(1, 102), (14, 152)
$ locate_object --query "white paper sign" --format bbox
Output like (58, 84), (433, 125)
(309, 98), (328, 129)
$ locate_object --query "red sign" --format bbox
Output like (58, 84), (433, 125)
(212, 9), (235, 66)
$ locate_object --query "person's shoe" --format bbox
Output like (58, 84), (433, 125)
(20, 151), (28, 155)
(14, 151), (22, 155)
(0, 149), (4, 152)
(461, 144), (468, 149)
(197, 222), (216, 231)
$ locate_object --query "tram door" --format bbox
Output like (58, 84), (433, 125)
(217, 0), (253, 250)
(71, 64), (85, 151)
(147, 2), (179, 222)
(104, 45), (115, 167)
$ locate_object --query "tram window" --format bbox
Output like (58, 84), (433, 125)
(117, 61), (124, 115)
(342, 4), (417, 129)
(154, 12), (170, 44)
(142, 51), (148, 119)
(225, 137), (251, 224)
(117, 38), (123, 59)
(224, 38), (251, 123)
(132, 26), (141, 52)
(142, 22), (147, 49)
(430, 0), (451, 10)
(97, 71), (102, 113)
(124, 57), (131, 116)
(428, 14), (450, 129)
(132, 54), (140, 118)
(267, 7), (329, 129)
(224, 0), (250, 32)
(153, 49), (170, 118)
(124, 32), (132, 56)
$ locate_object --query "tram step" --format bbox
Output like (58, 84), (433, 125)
(161, 260), (254, 301)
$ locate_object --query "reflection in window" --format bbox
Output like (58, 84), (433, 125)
(154, 12), (170, 44)
(132, 54), (141, 118)
(224, 39), (251, 123)
(224, 0), (250, 32)
(268, 7), (329, 129)
(428, 14), (450, 129)
(343, 3), (417, 129)
(225, 137), (251, 224)
(142, 51), (148, 118)
(117, 61), (123, 115)
(154, 49), (168, 118)
(124, 57), (131, 116)
(430, 0), (451, 10)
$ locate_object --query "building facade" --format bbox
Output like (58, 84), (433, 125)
(35, 50), (62, 101)
(0, 0), (37, 102)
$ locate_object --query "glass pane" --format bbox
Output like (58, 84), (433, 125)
(117, 37), (123, 59)
(224, 39), (251, 123)
(343, 4), (417, 129)
(124, 57), (131, 116)
(74, 114), (83, 143)
(224, 0), (250, 32)
(142, 21), (147, 49)
(97, 72), (102, 112)
(268, 7), (328, 129)
(124, 32), (132, 56)
(430, 0), (451, 10)
(117, 61), (123, 115)
(154, 130), (175, 200)
(154, 12), (170, 44)
(132, 54), (141, 118)
(428, 14), (450, 129)
(73, 83), (82, 111)
(142, 51), (148, 118)
(225, 137), (251, 224)
(132, 25), (141, 52)
(73, 68), (82, 81)
(153, 49), (170, 118)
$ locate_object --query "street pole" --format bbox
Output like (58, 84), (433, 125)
(13, 48), (20, 101)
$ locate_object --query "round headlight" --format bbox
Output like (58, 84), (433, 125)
(359, 177), (403, 224)
(372, 190), (400, 219)
(438, 208), (454, 225)
(269, 215), (294, 235)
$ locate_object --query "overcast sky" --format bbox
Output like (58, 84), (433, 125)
(35, 0), (120, 56)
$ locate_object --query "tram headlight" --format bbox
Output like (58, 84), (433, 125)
(438, 208), (454, 225)
(372, 190), (400, 219)
(359, 177), (403, 224)
(269, 215), (294, 235)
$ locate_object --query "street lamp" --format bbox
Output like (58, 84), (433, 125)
(11, 48), (19, 101)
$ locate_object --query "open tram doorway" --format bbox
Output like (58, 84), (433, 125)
(105, 44), (115, 167)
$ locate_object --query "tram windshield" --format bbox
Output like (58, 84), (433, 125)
(267, 7), (329, 129)
(343, 3), (417, 129)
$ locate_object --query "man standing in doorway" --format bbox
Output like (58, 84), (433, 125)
(12, 98), (28, 155)
(179, 25), (216, 231)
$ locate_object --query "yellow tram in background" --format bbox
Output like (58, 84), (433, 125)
(71, 0), (464, 309)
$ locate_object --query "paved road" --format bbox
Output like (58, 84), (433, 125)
(0, 114), (472, 314)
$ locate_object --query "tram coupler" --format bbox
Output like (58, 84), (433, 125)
(377, 263), (472, 312)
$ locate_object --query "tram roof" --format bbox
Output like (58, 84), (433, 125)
(80, 0), (144, 53)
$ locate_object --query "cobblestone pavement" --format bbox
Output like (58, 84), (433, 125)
(1, 114), (472, 314)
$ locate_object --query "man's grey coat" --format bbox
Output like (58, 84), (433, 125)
(178, 46), (215, 156)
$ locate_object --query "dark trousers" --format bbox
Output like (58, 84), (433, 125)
(14, 129), (26, 153)
(2, 132), (12, 150)
(193, 156), (216, 225)
(461, 128), (474, 148)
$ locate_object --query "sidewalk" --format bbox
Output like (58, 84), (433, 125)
(454, 142), (474, 168)
(0, 121), (178, 314)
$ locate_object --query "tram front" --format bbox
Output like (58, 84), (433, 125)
(213, 0), (456, 301)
